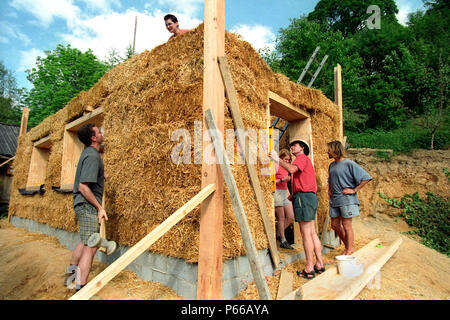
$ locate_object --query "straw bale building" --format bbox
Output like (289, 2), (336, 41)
(8, 24), (340, 298)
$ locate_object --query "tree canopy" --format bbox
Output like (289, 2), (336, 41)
(0, 61), (25, 125)
(262, 0), (448, 136)
(25, 44), (108, 127)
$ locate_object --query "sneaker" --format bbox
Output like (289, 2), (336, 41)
(276, 235), (281, 242)
(280, 240), (293, 250)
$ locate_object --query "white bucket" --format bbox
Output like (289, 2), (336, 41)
(336, 255), (364, 277)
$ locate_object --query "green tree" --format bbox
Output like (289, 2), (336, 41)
(262, 17), (368, 127)
(26, 44), (108, 127)
(307, 0), (399, 37)
(103, 44), (134, 70)
(0, 61), (25, 125)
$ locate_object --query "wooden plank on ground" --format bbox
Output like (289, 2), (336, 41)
(218, 56), (280, 268)
(69, 184), (216, 300)
(276, 270), (293, 300)
(282, 238), (402, 300)
(205, 108), (272, 300)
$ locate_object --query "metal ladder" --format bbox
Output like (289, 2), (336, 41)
(271, 46), (328, 148)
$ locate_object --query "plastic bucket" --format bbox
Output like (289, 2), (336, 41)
(336, 255), (363, 277)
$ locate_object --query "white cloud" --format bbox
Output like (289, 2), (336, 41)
(78, 0), (122, 13)
(152, 0), (203, 17)
(18, 48), (45, 72)
(230, 24), (276, 52)
(0, 21), (31, 45)
(59, 9), (202, 62)
(9, 0), (81, 28)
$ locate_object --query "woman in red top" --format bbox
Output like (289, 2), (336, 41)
(274, 149), (295, 249)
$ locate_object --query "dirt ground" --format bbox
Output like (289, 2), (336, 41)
(0, 211), (449, 300)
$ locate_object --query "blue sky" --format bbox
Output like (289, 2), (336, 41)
(1, 0), (426, 90)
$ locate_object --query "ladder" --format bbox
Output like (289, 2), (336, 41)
(271, 46), (328, 148)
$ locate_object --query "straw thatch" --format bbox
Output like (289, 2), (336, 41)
(9, 24), (339, 262)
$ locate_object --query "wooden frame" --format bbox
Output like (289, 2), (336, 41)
(267, 92), (315, 241)
(268, 91), (309, 122)
(26, 136), (52, 188)
(60, 107), (104, 188)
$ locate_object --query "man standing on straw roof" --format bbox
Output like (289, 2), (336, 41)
(270, 138), (324, 279)
(164, 14), (189, 40)
(327, 141), (372, 255)
(64, 123), (107, 292)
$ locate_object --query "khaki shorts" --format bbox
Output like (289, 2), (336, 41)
(274, 189), (290, 207)
(74, 203), (99, 245)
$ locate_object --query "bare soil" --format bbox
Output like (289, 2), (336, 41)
(1, 212), (448, 300)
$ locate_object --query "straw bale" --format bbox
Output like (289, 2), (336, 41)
(10, 23), (339, 262)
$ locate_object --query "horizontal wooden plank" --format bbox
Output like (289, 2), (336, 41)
(268, 91), (309, 121)
(33, 136), (52, 149)
(65, 107), (103, 132)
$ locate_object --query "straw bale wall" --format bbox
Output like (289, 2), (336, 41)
(9, 24), (339, 262)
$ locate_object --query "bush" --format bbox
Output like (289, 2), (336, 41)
(379, 192), (450, 255)
(346, 121), (450, 154)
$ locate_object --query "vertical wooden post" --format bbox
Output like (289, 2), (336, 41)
(197, 0), (225, 300)
(19, 107), (29, 137)
(9, 107), (29, 222)
(334, 64), (343, 142)
(132, 16), (137, 55)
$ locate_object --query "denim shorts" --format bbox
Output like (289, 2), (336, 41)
(329, 204), (360, 219)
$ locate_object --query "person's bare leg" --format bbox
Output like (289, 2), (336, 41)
(331, 217), (347, 249)
(70, 242), (85, 266)
(300, 221), (315, 273)
(78, 245), (97, 285)
(342, 218), (354, 255)
(311, 227), (324, 269)
(275, 207), (286, 239)
(283, 203), (294, 232)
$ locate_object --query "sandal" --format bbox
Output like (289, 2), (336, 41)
(297, 269), (315, 279)
(314, 265), (326, 274)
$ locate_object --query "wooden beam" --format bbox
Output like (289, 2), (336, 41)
(276, 270), (293, 300)
(197, 0), (225, 300)
(65, 107), (103, 132)
(334, 64), (343, 142)
(19, 107), (29, 137)
(0, 156), (15, 167)
(218, 56), (280, 268)
(33, 136), (52, 149)
(70, 184), (216, 300)
(204, 109), (272, 300)
(268, 91), (310, 122)
(282, 238), (402, 300)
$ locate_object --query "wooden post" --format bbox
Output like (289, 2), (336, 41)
(197, 0), (225, 300)
(218, 56), (280, 268)
(19, 107), (29, 137)
(334, 64), (343, 142)
(70, 184), (216, 300)
(9, 107), (29, 222)
(132, 16), (137, 55)
(205, 109), (272, 300)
